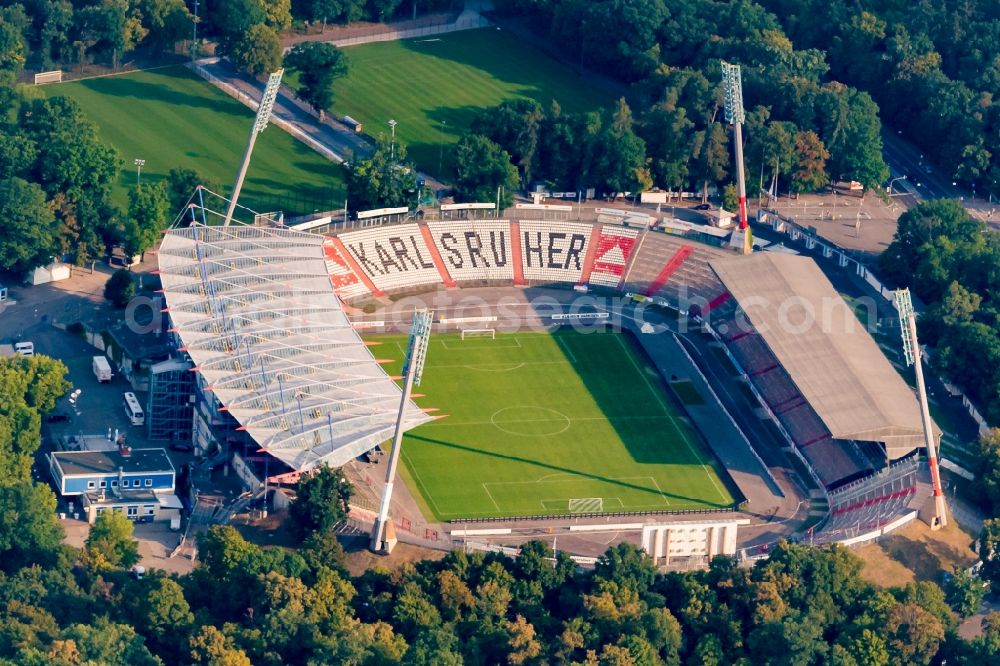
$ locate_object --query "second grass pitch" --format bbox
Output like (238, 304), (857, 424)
(370, 329), (737, 521)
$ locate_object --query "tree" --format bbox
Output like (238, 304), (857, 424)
(0, 482), (64, 571)
(284, 42), (347, 120)
(61, 617), (160, 666)
(0, 18), (26, 75)
(165, 168), (220, 220)
(0, 177), (57, 274)
(884, 601), (945, 666)
(722, 183), (738, 211)
(690, 123), (729, 203)
(593, 98), (650, 197)
(21, 355), (71, 415)
(188, 626), (251, 666)
(121, 181), (170, 261)
(138, 0), (193, 50)
(104, 268), (135, 308)
(789, 130), (829, 193)
(945, 567), (986, 619)
(288, 465), (353, 541)
(342, 136), (418, 214)
(471, 99), (545, 186)
(974, 430), (1000, 515)
(228, 23), (281, 76)
(211, 0), (266, 53)
(980, 519), (1000, 595)
(84, 510), (140, 569)
(74, 0), (148, 69)
(453, 134), (520, 208)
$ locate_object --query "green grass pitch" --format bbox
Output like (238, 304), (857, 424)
(46, 65), (344, 215)
(369, 329), (737, 521)
(327, 29), (610, 175)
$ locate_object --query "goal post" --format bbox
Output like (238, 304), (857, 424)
(460, 328), (495, 340)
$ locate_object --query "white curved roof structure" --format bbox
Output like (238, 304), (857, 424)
(157, 224), (431, 471)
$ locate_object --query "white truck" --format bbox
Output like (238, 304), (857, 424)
(92, 355), (112, 382)
(0, 342), (34, 357)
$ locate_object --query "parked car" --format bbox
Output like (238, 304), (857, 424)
(694, 203), (712, 210)
(45, 412), (71, 423)
(169, 442), (194, 453)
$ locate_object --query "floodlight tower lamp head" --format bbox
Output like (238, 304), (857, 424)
(722, 61), (745, 125)
(223, 68), (284, 226)
(254, 69), (284, 134)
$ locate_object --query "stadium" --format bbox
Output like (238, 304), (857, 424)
(154, 193), (940, 564)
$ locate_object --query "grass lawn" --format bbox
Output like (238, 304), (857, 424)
(327, 29), (611, 175)
(47, 65), (344, 216)
(368, 329), (736, 521)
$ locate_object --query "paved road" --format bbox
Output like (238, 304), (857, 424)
(882, 128), (999, 228)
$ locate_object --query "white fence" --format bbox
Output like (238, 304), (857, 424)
(313, 14), (491, 49)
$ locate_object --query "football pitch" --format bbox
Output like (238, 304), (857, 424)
(46, 66), (344, 215)
(369, 329), (737, 521)
(329, 29), (611, 174)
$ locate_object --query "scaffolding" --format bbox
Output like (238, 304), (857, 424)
(147, 358), (196, 441)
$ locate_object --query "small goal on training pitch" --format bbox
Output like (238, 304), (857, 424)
(460, 328), (496, 340)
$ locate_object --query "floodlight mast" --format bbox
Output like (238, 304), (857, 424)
(223, 69), (284, 226)
(371, 308), (434, 554)
(722, 61), (751, 255)
(894, 289), (948, 529)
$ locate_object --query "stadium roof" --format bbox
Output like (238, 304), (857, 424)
(711, 253), (933, 456)
(157, 224), (432, 472)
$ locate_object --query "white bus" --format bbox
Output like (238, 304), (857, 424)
(123, 392), (145, 426)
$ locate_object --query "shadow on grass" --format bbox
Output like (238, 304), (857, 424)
(405, 432), (728, 507)
(397, 29), (606, 114)
(76, 71), (248, 116)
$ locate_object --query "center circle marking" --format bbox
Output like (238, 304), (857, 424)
(490, 406), (571, 436)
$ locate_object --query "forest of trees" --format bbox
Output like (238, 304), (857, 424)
(1, 350), (999, 664)
(488, 0), (889, 200)
(759, 0), (1000, 200)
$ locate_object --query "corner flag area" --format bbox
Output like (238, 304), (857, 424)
(368, 330), (737, 520)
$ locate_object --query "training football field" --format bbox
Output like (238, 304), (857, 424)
(47, 65), (344, 215)
(329, 29), (610, 174)
(369, 329), (736, 521)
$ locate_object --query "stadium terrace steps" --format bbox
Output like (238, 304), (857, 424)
(427, 220), (515, 283)
(645, 245), (694, 296)
(509, 221), (526, 286)
(518, 220), (593, 283)
(814, 466), (920, 543)
(577, 225), (603, 285)
(418, 224), (457, 288)
(338, 223), (443, 293)
(325, 237), (380, 298)
(587, 226), (640, 288)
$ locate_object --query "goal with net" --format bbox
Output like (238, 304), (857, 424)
(460, 328), (496, 340)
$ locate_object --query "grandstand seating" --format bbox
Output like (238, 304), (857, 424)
(519, 220), (593, 283)
(623, 233), (729, 308)
(338, 224), (444, 293)
(427, 220), (515, 283)
(813, 462), (920, 544)
(587, 226), (639, 288)
(322, 239), (372, 300)
(714, 309), (873, 489)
